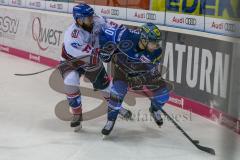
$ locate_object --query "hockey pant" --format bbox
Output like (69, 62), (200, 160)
(107, 80), (170, 121)
(60, 63), (111, 115)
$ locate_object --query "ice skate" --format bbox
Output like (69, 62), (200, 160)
(149, 107), (163, 127)
(119, 108), (133, 120)
(70, 114), (82, 132)
(102, 120), (116, 139)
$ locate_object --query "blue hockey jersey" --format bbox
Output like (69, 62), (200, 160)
(99, 25), (162, 64)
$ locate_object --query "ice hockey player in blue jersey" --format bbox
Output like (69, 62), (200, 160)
(99, 23), (170, 136)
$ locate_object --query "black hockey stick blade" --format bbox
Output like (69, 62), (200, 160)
(14, 68), (53, 76)
(195, 144), (216, 155)
(159, 108), (216, 155)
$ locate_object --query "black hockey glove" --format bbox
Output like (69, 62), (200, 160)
(99, 49), (113, 63)
(127, 72), (147, 87)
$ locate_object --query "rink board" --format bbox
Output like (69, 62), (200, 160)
(0, 6), (239, 135)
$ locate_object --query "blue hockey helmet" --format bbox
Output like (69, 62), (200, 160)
(140, 23), (162, 51)
(73, 3), (94, 21)
(140, 23), (162, 42)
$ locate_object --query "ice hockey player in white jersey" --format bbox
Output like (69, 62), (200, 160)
(58, 3), (132, 131)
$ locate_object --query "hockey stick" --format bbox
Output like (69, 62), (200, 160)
(14, 54), (91, 76)
(113, 38), (215, 155)
(160, 108), (216, 155)
(14, 40), (130, 76)
(14, 68), (54, 76)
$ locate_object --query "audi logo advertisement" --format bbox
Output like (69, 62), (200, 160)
(146, 13), (156, 20)
(185, 18), (197, 25)
(224, 23), (237, 32)
(172, 16), (197, 26)
(95, 6), (126, 19)
(206, 17), (240, 37)
(166, 12), (204, 31)
(111, 9), (119, 16)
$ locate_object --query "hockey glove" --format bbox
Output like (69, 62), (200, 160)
(99, 49), (113, 63)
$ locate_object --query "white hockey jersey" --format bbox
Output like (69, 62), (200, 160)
(61, 15), (108, 61)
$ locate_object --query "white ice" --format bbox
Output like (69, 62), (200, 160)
(0, 52), (240, 160)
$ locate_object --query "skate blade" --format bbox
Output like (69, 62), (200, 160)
(158, 124), (162, 128)
(74, 124), (82, 132)
(102, 135), (109, 140)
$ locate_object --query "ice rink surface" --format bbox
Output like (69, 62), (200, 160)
(0, 52), (240, 160)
